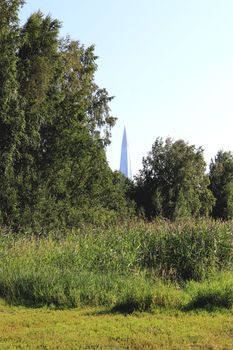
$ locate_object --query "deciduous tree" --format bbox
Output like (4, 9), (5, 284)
(209, 150), (233, 219)
(134, 138), (214, 220)
(0, 0), (25, 225)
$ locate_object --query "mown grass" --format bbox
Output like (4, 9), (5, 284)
(0, 299), (232, 349)
(0, 219), (232, 311)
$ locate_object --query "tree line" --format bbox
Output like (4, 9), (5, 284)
(0, 1), (232, 231)
(0, 1), (132, 230)
(131, 138), (233, 221)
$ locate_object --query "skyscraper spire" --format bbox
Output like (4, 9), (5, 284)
(120, 127), (132, 179)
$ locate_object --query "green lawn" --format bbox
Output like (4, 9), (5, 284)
(0, 301), (232, 349)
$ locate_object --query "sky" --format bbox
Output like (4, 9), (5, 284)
(20, 0), (233, 176)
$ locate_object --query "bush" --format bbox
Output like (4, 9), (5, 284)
(112, 279), (185, 313)
(185, 272), (233, 310)
(112, 275), (154, 313)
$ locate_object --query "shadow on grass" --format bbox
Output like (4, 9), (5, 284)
(83, 308), (115, 316)
(183, 301), (233, 313)
(85, 300), (154, 316)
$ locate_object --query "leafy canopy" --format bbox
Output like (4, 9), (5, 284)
(209, 150), (233, 219)
(0, 4), (132, 230)
(133, 137), (215, 220)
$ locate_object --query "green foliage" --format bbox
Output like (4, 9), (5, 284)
(112, 277), (154, 313)
(0, 5), (132, 229)
(133, 138), (215, 220)
(141, 219), (233, 280)
(2, 2), (233, 229)
(185, 272), (233, 310)
(0, 0), (25, 226)
(0, 220), (232, 309)
(113, 279), (184, 313)
(209, 150), (233, 219)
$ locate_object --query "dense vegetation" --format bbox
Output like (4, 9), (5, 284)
(0, 0), (233, 232)
(132, 138), (215, 220)
(0, 2), (233, 323)
(0, 0), (133, 230)
(1, 1), (233, 230)
(0, 220), (232, 311)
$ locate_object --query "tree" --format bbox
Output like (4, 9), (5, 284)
(33, 38), (119, 228)
(133, 137), (215, 220)
(15, 10), (128, 229)
(0, 5), (133, 230)
(0, 0), (25, 226)
(15, 11), (62, 227)
(209, 150), (233, 219)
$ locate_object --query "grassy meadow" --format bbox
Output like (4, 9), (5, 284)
(0, 300), (233, 349)
(0, 220), (233, 349)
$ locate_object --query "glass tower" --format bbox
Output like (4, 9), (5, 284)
(120, 127), (132, 179)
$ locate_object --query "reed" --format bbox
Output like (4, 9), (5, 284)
(0, 219), (232, 310)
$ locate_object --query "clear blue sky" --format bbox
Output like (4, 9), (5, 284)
(20, 1), (233, 175)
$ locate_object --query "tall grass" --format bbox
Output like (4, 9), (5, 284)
(0, 219), (232, 310)
(185, 272), (233, 310)
(140, 219), (232, 280)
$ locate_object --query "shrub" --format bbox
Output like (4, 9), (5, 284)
(112, 278), (184, 313)
(185, 272), (233, 310)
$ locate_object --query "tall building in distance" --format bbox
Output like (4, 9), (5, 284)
(120, 127), (132, 179)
